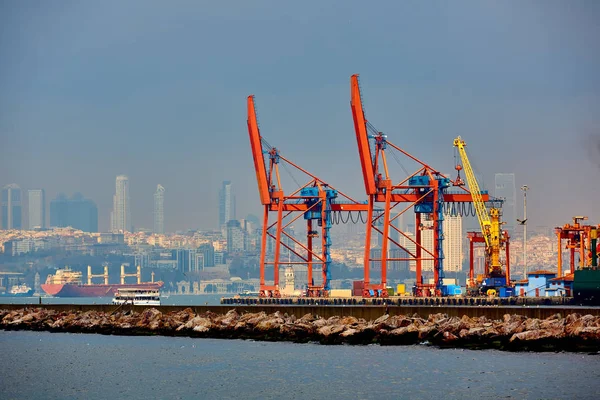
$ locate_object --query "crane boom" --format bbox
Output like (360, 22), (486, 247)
(453, 136), (502, 273)
(350, 74), (377, 195)
(247, 95), (271, 205)
(453, 137), (491, 246)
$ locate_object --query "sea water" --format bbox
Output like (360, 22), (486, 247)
(0, 330), (598, 400)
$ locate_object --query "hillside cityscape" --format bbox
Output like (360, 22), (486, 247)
(0, 173), (575, 294)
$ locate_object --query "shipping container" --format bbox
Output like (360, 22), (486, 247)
(330, 289), (352, 298)
(386, 286), (395, 296)
(396, 284), (406, 294)
(353, 280), (364, 289)
(442, 278), (457, 286)
(353, 289), (363, 297)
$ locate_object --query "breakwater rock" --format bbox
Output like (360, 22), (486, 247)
(2, 308), (600, 352)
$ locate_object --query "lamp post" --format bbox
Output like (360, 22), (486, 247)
(521, 185), (529, 279)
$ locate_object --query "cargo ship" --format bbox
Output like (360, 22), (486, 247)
(41, 266), (164, 298)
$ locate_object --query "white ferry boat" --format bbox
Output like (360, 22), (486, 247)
(112, 288), (161, 306)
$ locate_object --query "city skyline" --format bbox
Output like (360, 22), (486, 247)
(1, 2), (599, 231)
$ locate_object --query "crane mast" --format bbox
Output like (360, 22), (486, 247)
(453, 136), (502, 276)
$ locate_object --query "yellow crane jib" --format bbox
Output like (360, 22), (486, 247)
(453, 136), (502, 274)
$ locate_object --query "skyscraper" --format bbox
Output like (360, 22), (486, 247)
(443, 212), (463, 272)
(28, 189), (46, 229)
(50, 193), (98, 232)
(110, 175), (131, 232)
(419, 210), (463, 273)
(1, 184), (22, 230)
(494, 173), (517, 235)
(218, 180), (235, 228)
(153, 184), (165, 234)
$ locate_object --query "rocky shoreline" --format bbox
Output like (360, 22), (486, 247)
(2, 307), (600, 352)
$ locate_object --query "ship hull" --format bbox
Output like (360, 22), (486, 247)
(41, 282), (164, 298)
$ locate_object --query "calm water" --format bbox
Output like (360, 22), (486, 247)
(0, 330), (598, 400)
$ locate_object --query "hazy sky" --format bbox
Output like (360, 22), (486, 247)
(1, 0), (599, 232)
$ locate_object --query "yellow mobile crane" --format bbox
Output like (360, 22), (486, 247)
(453, 136), (505, 281)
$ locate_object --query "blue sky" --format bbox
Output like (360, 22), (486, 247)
(1, 0), (599, 231)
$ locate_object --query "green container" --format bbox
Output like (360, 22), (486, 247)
(574, 269), (600, 305)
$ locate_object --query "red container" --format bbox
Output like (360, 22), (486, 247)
(353, 280), (364, 289)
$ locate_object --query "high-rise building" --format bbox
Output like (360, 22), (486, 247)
(401, 231), (417, 271)
(50, 193), (98, 232)
(111, 175), (131, 232)
(28, 189), (46, 229)
(198, 243), (215, 268)
(153, 184), (165, 234)
(218, 180), (235, 228)
(443, 212), (463, 272)
(1, 184), (22, 230)
(494, 173), (516, 235)
(418, 210), (463, 273)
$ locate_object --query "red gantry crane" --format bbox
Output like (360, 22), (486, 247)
(248, 95), (370, 298)
(350, 74), (490, 297)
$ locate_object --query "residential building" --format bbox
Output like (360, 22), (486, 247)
(443, 211), (463, 272)
(28, 189), (45, 229)
(226, 220), (245, 253)
(153, 184), (165, 234)
(1, 184), (22, 230)
(418, 209), (462, 273)
(199, 243), (215, 267)
(111, 175), (131, 232)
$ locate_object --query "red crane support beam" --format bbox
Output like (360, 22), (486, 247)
(247, 95), (271, 205)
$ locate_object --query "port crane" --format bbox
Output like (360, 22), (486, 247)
(555, 216), (600, 276)
(453, 136), (510, 292)
(350, 75), (489, 297)
(248, 95), (370, 297)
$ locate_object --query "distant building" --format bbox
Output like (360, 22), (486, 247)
(110, 175), (131, 232)
(1, 184), (22, 230)
(377, 212), (402, 249)
(227, 220), (245, 253)
(494, 173), (517, 235)
(389, 248), (409, 272)
(50, 193), (98, 232)
(198, 243), (215, 267)
(153, 184), (165, 234)
(401, 232), (417, 271)
(218, 180), (235, 228)
(28, 189), (46, 229)
(443, 211), (463, 272)
(418, 209), (462, 273)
